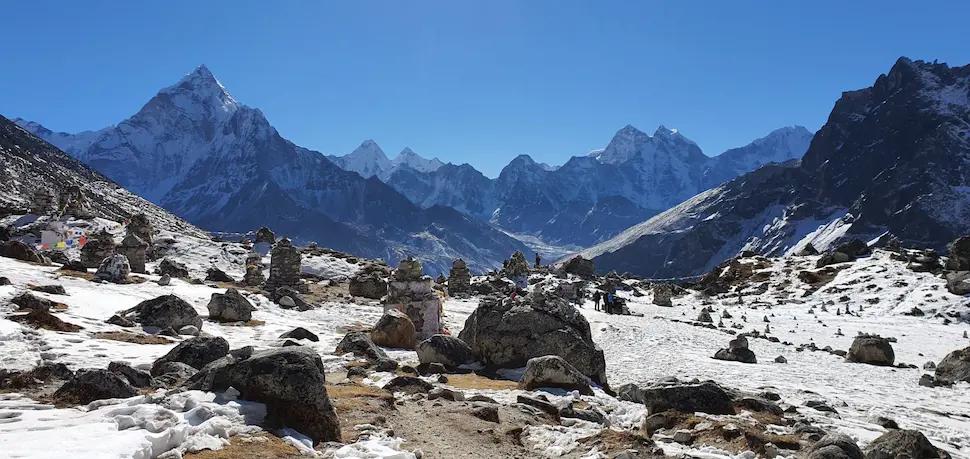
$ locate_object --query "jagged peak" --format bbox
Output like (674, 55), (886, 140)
(348, 139), (388, 158)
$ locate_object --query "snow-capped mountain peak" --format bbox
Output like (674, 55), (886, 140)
(334, 140), (392, 178)
(392, 147), (445, 173)
(155, 64), (239, 121)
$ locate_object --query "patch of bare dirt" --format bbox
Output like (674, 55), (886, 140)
(93, 331), (172, 344)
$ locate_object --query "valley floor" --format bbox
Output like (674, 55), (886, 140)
(0, 237), (968, 458)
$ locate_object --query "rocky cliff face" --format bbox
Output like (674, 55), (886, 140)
(580, 57), (970, 278)
(15, 66), (529, 274)
(0, 115), (205, 237)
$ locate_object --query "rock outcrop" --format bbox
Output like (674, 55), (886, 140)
(53, 368), (136, 404)
(121, 295), (203, 331)
(188, 347), (340, 444)
(416, 334), (475, 368)
(934, 346), (970, 384)
(458, 289), (607, 385)
(151, 336), (229, 375)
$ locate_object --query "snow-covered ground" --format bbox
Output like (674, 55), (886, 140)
(0, 242), (968, 458)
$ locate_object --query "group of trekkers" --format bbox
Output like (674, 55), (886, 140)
(591, 288), (620, 314)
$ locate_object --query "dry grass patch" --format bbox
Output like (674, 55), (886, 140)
(578, 429), (659, 457)
(326, 382), (395, 441)
(444, 372), (519, 391)
(93, 331), (172, 344)
(211, 319), (265, 327)
(184, 434), (304, 459)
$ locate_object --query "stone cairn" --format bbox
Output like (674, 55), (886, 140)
(127, 214), (154, 254)
(243, 251), (265, 286)
(447, 258), (471, 295)
(119, 233), (148, 274)
(501, 251), (530, 289)
(384, 257), (443, 341)
(263, 238), (307, 293)
(253, 226), (276, 256)
(59, 185), (93, 219)
(80, 229), (116, 268)
(31, 187), (57, 216)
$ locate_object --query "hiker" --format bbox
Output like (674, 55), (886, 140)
(604, 291), (614, 314)
(535, 252), (541, 268)
(592, 290), (601, 311)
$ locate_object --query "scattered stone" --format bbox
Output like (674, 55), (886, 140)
(383, 376), (433, 394)
(672, 429), (693, 444)
(775, 355), (788, 364)
(846, 335), (895, 366)
(271, 286), (312, 311)
(737, 397), (783, 416)
(207, 288), (255, 322)
(188, 346), (340, 444)
(0, 240), (48, 264)
(516, 394), (559, 417)
(156, 275), (171, 286)
(807, 433), (863, 459)
(156, 258), (189, 278)
(696, 309), (713, 323)
(178, 325), (199, 336)
(152, 361), (198, 387)
(11, 292), (54, 311)
(53, 368), (137, 404)
(470, 405), (500, 423)
(617, 381), (735, 415)
(652, 283), (674, 307)
(934, 346), (970, 384)
(121, 294), (203, 331)
(864, 429), (942, 459)
(384, 257), (442, 340)
(416, 334), (475, 368)
(873, 416), (899, 430)
(108, 361), (153, 388)
(805, 400), (838, 414)
(349, 263), (388, 299)
(519, 355), (594, 395)
(30, 284), (66, 295)
(95, 254), (131, 283)
(945, 236), (970, 271)
(0, 276), (10, 286)
(458, 291), (608, 385)
(713, 335), (757, 364)
(335, 331), (396, 370)
(205, 267), (235, 283)
(280, 327), (319, 342)
(370, 309), (417, 349)
(817, 251), (852, 268)
(151, 336), (230, 376)
(428, 387), (465, 402)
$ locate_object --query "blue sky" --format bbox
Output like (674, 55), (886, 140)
(3, 1), (969, 177)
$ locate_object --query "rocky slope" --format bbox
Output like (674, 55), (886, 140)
(579, 57), (970, 278)
(14, 66), (528, 274)
(380, 125), (812, 248)
(0, 115), (204, 237)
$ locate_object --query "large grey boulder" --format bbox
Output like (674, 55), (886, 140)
(370, 309), (416, 349)
(617, 381), (734, 415)
(846, 335), (895, 366)
(108, 361), (153, 388)
(416, 335), (475, 368)
(945, 236), (970, 271)
(188, 346), (340, 444)
(207, 288), (255, 322)
(945, 271), (970, 295)
(156, 258), (189, 278)
(935, 346), (970, 384)
(122, 295), (202, 331)
(95, 254), (131, 283)
(519, 355), (594, 395)
(864, 430), (942, 459)
(458, 291), (607, 385)
(151, 336), (229, 376)
(807, 433), (864, 459)
(53, 368), (137, 405)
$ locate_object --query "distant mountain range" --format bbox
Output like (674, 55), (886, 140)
(326, 123), (813, 249)
(14, 64), (816, 272)
(579, 57), (970, 278)
(14, 66), (530, 274)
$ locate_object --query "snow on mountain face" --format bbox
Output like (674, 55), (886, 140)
(0, 115), (206, 237)
(384, 125), (811, 249)
(14, 67), (529, 274)
(581, 57), (970, 278)
(329, 142), (444, 180)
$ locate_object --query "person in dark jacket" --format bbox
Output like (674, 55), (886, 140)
(592, 290), (602, 311)
(535, 253), (542, 268)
